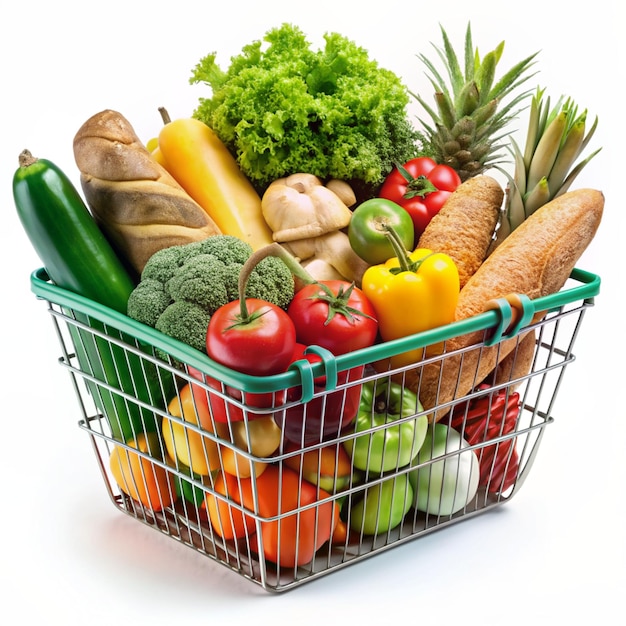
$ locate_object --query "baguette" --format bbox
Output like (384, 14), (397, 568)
(417, 175), (504, 289)
(488, 330), (537, 389)
(405, 188), (604, 419)
(73, 109), (221, 278)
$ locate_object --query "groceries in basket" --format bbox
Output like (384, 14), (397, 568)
(14, 21), (605, 586)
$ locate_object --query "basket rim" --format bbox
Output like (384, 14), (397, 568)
(30, 266), (600, 395)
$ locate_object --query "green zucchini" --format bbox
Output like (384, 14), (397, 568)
(13, 150), (173, 441)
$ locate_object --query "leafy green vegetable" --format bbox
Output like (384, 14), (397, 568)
(190, 23), (423, 197)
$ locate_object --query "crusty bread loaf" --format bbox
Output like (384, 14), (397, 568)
(73, 109), (221, 277)
(405, 188), (604, 419)
(417, 175), (504, 288)
(487, 329), (537, 389)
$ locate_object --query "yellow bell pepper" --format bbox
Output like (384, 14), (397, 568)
(163, 384), (282, 479)
(156, 108), (274, 251)
(362, 228), (459, 368)
(163, 383), (222, 476)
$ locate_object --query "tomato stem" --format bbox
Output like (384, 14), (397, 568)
(240, 243), (316, 291)
(306, 281), (375, 326)
(240, 243), (374, 326)
(237, 243), (316, 321)
(396, 162), (439, 198)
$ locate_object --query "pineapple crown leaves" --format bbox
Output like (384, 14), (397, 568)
(413, 23), (539, 118)
(411, 22), (540, 175)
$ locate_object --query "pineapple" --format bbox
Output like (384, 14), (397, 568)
(412, 23), (539, 181)
(491, 87), (601, 248)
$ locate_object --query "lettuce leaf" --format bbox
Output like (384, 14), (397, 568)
(190, 23), (423, 197)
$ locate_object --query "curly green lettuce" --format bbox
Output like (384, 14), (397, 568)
(190, 23), (423, 197)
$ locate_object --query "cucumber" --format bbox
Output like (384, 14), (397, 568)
(13, 150), (173, 441)
(13, 150), (135, 312)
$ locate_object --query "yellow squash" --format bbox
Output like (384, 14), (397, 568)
(157, 109), (274, 250)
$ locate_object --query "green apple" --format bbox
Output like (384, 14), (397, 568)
(349, 472), (413, 535)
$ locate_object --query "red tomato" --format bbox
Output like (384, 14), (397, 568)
(284, 285), (375, 444)
(287, 281), (378, 356)
(206, 298), (296, 376)
(200, 298), (295, 424)
(277, 364), (365, 445)
(379, 157), (461, 237)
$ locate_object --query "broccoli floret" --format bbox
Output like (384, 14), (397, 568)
(193, 234), (253, 265)
(139, 236), (251, 285)
(127, 235), (295, 353)
(166, 254), (230, 311)
(127, 279), (171, 327)
(141, 245), (187, 284)
(221, 262), (244, 301)
(155, 301), (212, 353)
(244, 256), (295, 310)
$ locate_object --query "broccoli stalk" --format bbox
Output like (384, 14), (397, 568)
(127, 235), (295, 353)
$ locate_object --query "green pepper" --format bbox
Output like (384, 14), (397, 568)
(344, 379), (429, 473)
(348, 198), (415, 265)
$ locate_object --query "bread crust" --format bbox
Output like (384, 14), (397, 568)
(417, 175), (503, 289)
(405, 188), (604, 419)
(489, 330), (537, 389)
(73, 109), (221, 277)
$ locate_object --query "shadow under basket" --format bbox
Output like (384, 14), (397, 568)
(30, 266), (600, 592)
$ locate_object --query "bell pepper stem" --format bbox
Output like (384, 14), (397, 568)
(383, 224), (413, 272)
(158, 107), (172, 125)
(383, 225), (435, 274)
(18, 149), (38, 168)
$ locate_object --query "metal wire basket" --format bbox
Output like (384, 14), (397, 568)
(30, 266), (600, 592)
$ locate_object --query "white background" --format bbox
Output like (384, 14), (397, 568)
(1, 1), (623, 624)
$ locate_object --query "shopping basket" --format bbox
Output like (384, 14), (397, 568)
(30, 266), (600, 592)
